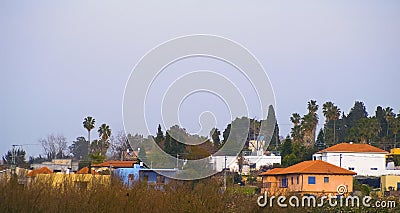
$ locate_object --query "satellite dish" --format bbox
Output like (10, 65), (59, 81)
(258, 136), (264, 141)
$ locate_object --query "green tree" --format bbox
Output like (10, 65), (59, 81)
(83, 116), (95, 156)
(384, 107), (395, 147)
(391, 115), (400, 148)
(301, 100), (319, 147)
(375, 106), (386, 140)
(69, 136), (89, 160)
(3, 148), (27, 167)
(97, 123), (111, 156)
(210, 127), (221, 148)
(155, 124), (164, 145)
(268, 123), (280, 152)
(347, 117), (381, 144)
(222, 123), (231, 147)
(98, 123), (111, 141)
(280, 136), (293, 158)
(322, 101), (341, 146)
(315, 129), (326, 150)
(290, 113), (303, 143)
(347, 101), (368, 128)
(164, 131), (173, 155)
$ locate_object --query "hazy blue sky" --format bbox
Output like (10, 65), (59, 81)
(1, 1), (399, 157)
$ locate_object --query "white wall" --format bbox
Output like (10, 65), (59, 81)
(313, 152), (386, 176)
(209, 155), (281, 173)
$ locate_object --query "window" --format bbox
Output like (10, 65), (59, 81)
(324, 177), (329, 183)
(291, 177), (294, 185)
(281, 178), (288, 188)
(348, 167), (355, 171)
(128, 174), (135, 181)
(297, 176), (299, 184)
(308, 176), (316, 184)
(371, 168), (378, 170)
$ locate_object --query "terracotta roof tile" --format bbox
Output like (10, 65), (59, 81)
(317, 143), (387, 154)
(91, 160), (137, 168)
(259, 168), (285, 176)
(27, 167), (53, 177)
(260, 160), (356, 176)
(76, 167), (100, 175)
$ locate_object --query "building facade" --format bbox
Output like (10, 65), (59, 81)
(260, 160), (356, 196)
(313, 143), (388, 176)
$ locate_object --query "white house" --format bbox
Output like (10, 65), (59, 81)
(312, 142), (388, 177)
(209, 155), (281, 174)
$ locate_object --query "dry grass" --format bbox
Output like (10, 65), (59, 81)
(1, 176), (399, 213)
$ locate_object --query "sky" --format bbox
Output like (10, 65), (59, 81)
(1, 1), (400, 157)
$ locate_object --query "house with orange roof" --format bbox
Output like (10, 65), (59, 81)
(260, 160), (356, 196)
(312, 142), (388, 176)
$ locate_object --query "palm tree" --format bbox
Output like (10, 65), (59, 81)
(303, 100), (319, 146)
(290, 113), (303, 143)
(290, 113), (301, 126)
(98, 123), (111, 155)
(322, 102), (341, 146)
(349, 117), (381, 144)
(391, 115), (400, 148)
(307, 100), (318, 114)
(384, 107), (395, 146)
(83, 116), (95, 156)
(98, 123), (111, 141)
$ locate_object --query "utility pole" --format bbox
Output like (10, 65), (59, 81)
(224, 156), (227, 191)
(11, 145), (22, 174)
(176, 153), (180, 170)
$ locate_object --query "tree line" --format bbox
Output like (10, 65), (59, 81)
(280, 100), (400, 167)
(3, 101), (399, 169)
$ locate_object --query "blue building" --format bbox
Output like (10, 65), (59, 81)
(114, 164), (177, 187)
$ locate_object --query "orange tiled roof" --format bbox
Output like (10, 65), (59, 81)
(260, 168), (285, 175)
(76, 167), (100, 175)
(260, 160), (356, 176)
(27, 167), (53, 177)
(317, 143), (387, 154)
(91, 160), (137, 168)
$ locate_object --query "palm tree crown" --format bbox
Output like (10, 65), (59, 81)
(83, 116), (95, 156)
(98, 123), (111, 141)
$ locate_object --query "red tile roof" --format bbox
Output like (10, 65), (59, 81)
(91, 160), (137, 168)
(317, 143), (387, 154)
(76, 167), (100, 175)
(260, 160), (356, 176)
(27, 167), (53, 177)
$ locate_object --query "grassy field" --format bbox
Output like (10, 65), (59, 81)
(1, 176), (399, 213)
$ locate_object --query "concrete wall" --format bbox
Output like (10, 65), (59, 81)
(313, 152), (386, 176)
(381, 175), (400, 192)
(262, 174), (353, 195)
(210, 155), (281, 173)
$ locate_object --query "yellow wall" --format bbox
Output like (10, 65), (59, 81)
(262, 174), (353, 195)
(390, 148), (400, 155)
(381, 175), (400, 192)
(31, 173), (110, 189)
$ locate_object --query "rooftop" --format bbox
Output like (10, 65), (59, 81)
(260, 160), (357, 176)
(91, 160), (137, 168)
(76, 167), (100, 175)
(27, 167), (53, 177)
(317, 142), (388, 154)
